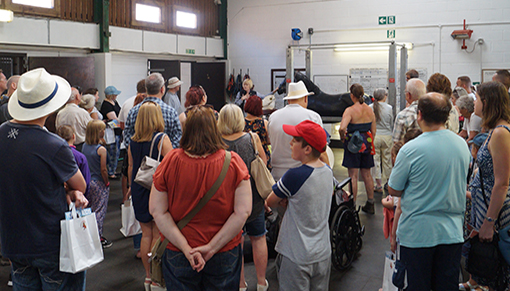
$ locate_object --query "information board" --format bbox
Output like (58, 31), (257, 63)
(313, 75), (349, 94)
(349, 68), (388, 96)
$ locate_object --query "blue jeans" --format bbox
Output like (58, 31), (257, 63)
(10, 253), (86, 291)
(162, 244), (242, 291)
(106, 135), (121, 176)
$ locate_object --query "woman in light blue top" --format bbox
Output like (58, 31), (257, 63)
(369, 88), (393, 192)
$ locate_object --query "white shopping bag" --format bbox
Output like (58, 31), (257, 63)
(60, 203), (104, 273)
(382, 251), (398, 291)
(120, 197), (142, 237)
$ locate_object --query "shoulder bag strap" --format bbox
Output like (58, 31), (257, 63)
(249, 132), (259, 156)
(157, 151), (232, 253)
(149, 132), (165, 161)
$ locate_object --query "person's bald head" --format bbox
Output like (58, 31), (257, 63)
(6, 75), (20, 97)
(493, 70), (510, 90)
(405, 78), (426, 103)
(418, 92), (451, 126)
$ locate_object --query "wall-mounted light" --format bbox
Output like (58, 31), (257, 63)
(452, 19), (473, 50)
(0, 9), (14, 23)
(333, 42), (413, 52)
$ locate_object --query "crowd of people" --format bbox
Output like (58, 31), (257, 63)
(0, 66), (509, 291)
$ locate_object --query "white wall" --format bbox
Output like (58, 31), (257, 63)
(227, 0), (510, 95)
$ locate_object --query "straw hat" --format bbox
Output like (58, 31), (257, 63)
(167, 77), (183, 89)
(8, 68), (71, 121)
(283, 81), (314, 100)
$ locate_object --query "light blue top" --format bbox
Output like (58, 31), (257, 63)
(388, 129), (470, 248)
(82, 143), (103, 181)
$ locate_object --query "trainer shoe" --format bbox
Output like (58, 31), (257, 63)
(101, 237), (113, 249)
(362, 201), (375, 214)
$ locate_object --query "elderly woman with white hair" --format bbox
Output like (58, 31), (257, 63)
(457, 95), (482, 143)
(369, 88), (393, 192)
(79, 94), (101, 120)
(217, 104), (269, 291)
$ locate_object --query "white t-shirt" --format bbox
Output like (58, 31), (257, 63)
(463, 113), (482, 134)
(118, 96), (136, 123)
(268, 104), (323, 181)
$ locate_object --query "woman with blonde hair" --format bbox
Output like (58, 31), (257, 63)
(150, 106), (252, 290)
(79, 94), (100, 120)
(234, 79), (264, 109)
(218, 104), (269, 291)
(82, 119), (112, 248)
(127, 101), (173, 291)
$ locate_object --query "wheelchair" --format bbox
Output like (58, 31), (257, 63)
(329, 177), (365, 271)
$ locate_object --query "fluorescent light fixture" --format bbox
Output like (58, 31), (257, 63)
(334, 42), (413, 52)
(0, 9), (14, 22)
(176, 10), (197, 29)
(135, 3), (161, 24)
(13, 0), (53, 8)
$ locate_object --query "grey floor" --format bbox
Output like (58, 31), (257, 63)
(0, 148), (390, 291)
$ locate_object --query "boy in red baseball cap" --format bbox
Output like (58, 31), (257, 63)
(266, 120), (333, 290)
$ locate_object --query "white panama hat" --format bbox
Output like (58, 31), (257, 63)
(283, 80), (314, 100)
(167, 77), (184, 89)
(8, 68), (71, 121)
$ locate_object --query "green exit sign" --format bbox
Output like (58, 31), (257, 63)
(185, 49), (195, 54)
(387, 30), (396, 38)
(378, 16), (387, 25)
(379, 15), (396, 25)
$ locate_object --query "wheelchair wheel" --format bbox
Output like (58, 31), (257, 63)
(330, 205), (358, 271)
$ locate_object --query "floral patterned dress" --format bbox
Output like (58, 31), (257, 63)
(244, 117), (271, 170)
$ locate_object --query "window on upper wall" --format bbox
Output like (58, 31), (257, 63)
(135, 3), (161, 24)
(5, 0), (60, 17)
(131, 0), (165, 29)
(172, 5), (200, 35)
(176, 10), (197, 29)
(12, 0), (53, 8)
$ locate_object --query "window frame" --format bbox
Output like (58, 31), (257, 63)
(5, 0), (60, 18)
(131, 0), (166, 30)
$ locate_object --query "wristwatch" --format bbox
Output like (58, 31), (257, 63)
(485, 216), (495, 223)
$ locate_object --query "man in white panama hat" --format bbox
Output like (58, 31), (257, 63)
(268, 80), (328, 181)
(0, 68), (89, 289)
(163, 76), (184, 115)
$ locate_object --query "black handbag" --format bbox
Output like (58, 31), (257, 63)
(467, 160), (502, 280)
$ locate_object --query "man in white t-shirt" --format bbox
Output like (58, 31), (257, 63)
(456, 76), (476, 100)
(268, 81), (328, 181)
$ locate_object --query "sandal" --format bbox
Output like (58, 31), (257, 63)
(144, 278), (151, 291)
(459, 281), (478, 291)
(240, 282), (248, 291)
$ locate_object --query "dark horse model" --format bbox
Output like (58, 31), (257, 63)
(277, 72), (353, 121)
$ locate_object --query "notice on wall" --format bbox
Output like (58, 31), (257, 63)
(349, 68), (388, 96)
(313, 75), (349, 94)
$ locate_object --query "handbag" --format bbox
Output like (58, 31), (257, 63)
(467, 162), (503, 279)
(248, 132), (275, 199)
(134, 132), (165, 189)
(382, 251), (398, 291)
(120, 196), (142, 237)
(60, 203), (104, 273)
(150, 151), (232, 287)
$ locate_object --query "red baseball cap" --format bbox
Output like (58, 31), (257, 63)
(283, 120), (327, 153)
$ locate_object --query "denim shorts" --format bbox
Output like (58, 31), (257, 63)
(243, 210), (267, 237)
(10, 253), (86, 291)
(162, 244), (242, 291)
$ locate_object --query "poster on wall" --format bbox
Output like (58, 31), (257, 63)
(482, 69), (510, 83)
(313, 75), (349, 94)
(349, 68), (388, 97)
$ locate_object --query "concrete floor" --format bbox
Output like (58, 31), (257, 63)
(0, 148), (390, 291)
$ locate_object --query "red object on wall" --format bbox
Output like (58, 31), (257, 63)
(389, 78), (395, 83)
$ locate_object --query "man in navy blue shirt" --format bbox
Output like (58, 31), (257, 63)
(0, 68), (88, 290)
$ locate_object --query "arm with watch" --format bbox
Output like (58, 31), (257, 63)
(478, 127), (510, 242)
